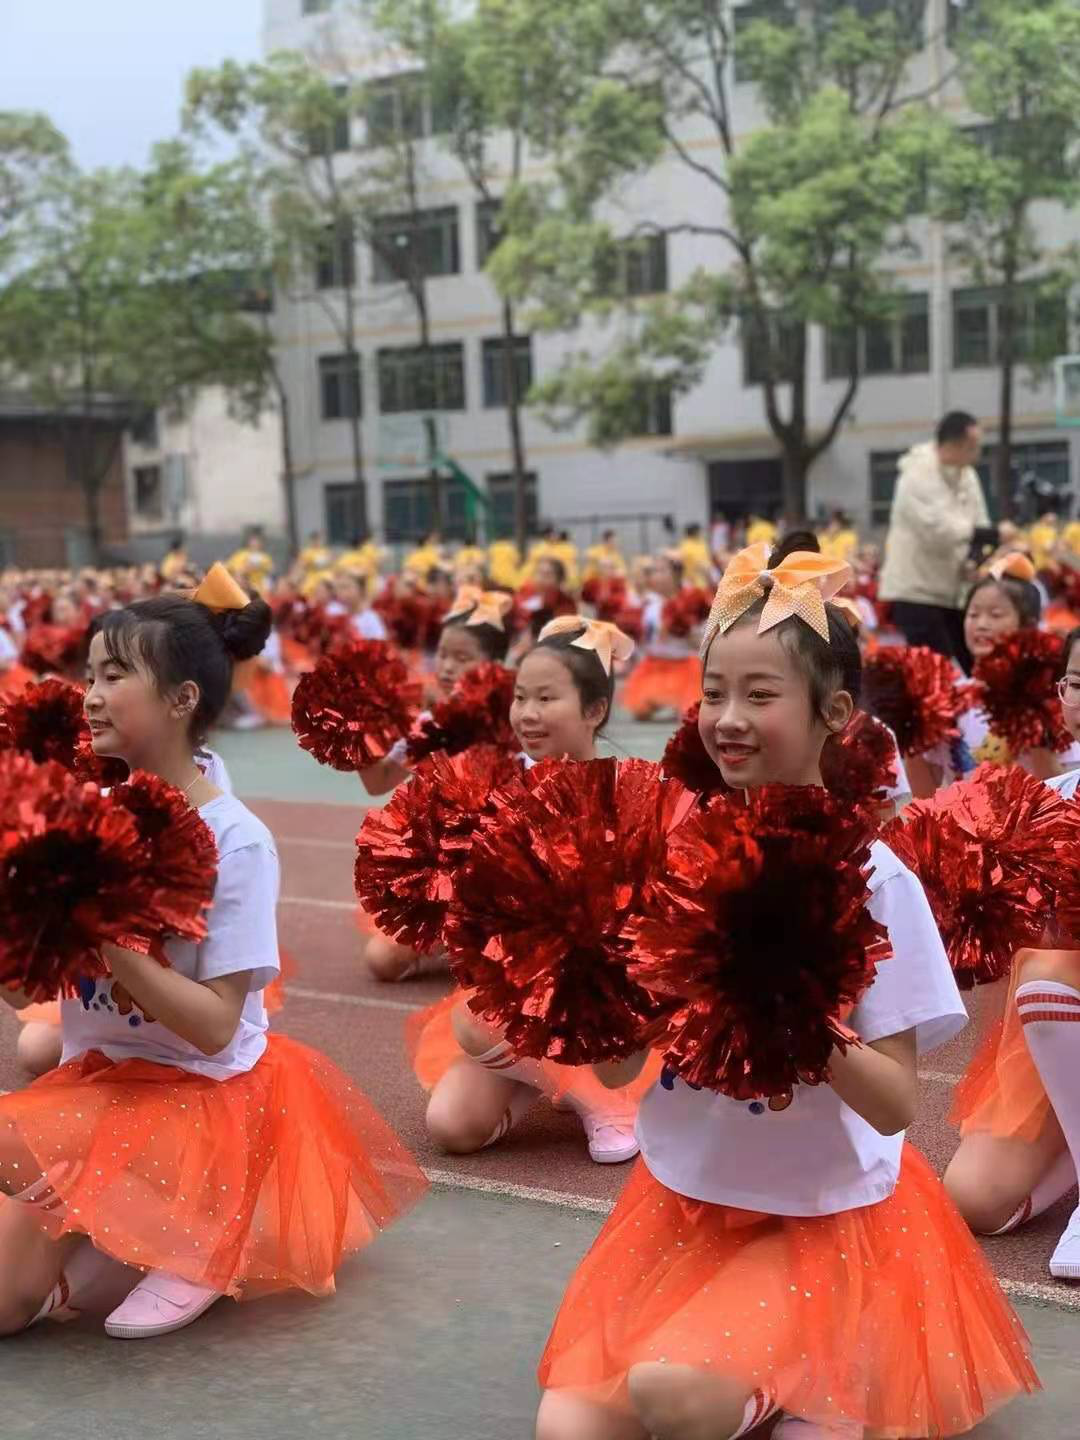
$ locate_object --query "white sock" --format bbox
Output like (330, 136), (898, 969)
(729, 1390), (779, 1438)
(1017, 981), (1080, 1182)
(988, 1148), (1077, 1234)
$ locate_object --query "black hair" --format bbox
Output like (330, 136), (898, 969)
(937, 410), (979, 447)
(1063, 626), (1080, 676)
(685, 522), (702, 538)
(440, 609), (510, 663)
(964, 573), (1042, 628)
(531, 624), (616, 733)
(92, 594), (273, 744)
(168, 534), (184, 551)
(768, 531), (820, 567)
(536, 554), (567, 586)
(709, 595), (862, 719)
(427, 566), (453, 587)
(657, 553), (684, 581)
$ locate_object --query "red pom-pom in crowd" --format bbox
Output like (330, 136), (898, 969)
(0, 678), (128, 785)
(447, 757), (690, 1065)
(661, 703), (729, 800)
(21, 623), (87, 677)
(662, 588), (713, 638)
(355, 746), (526, 956)
(627, 786), (889, 1098)
(883, 764), (1080, 986)
(820, 711), (899, 812)
(291, 639), (422, 770)
(405, 663), (518, 764)
(969, 628), (1071, 756)
(863, 646), (962, 757)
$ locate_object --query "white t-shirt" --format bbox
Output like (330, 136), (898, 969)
(641, 593), (696, 661)
(636, 839), (966, 1217)
(60, 793), (280, 1080)
(350, 609), (388, 642)
(882, 725), (911, 807)
(0, 626), (18, 668)
(1045, 768), (1080, 801)
(197, 749), (234, 793)
(924, 686), (1080, 781)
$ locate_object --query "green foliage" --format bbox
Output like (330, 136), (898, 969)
(0, 111), (70, 262)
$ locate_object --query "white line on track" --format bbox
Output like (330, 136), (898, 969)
(998, 1276), (1080, 1312)
(285, 984), (422, 1014)
(277, 836), (355, 850)
(279, 896), (355, 911)
(423, 1168), (615, 1215)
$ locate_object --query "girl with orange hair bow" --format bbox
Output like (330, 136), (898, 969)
(400, 615), (662, 1167)
(534, 544), (1036, 1440)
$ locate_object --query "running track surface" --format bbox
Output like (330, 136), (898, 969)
(0, 785), (1076, 1315)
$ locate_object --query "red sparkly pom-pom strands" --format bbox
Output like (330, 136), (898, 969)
(883, 764), (1080, 987)
(969, 628), (1071, 756)
(21, 622), (87, 677)
(355, 746), (525, 957)
(291, 639), (422, 771)
(405, 663), (517, 764)
(0, 678), (129, 785)
(820, 711), (898, 811)
(447, 757), (686, 1066)
(628, 786), (888, 1099)
(863, 646), (962, 757)
(661, 703), (729, 800)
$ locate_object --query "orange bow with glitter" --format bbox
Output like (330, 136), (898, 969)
(984, 551), (1037, 584)
(192, 562), (249, 612)
(446, 584), (513, 631)
(538, 615), (636, 674)
(830, 596), (863, 633)
(701, 544), (852, 653)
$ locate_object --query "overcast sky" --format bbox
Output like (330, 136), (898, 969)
(1, 0), (263, 170)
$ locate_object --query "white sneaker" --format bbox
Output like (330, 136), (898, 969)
(581, 1112), (639, 1165)
(1049, 1204), (1080, 1280)
(773, 1415), (863, 1438)
(104, 1269), (222, 1339)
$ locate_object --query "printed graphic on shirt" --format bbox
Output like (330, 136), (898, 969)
(77, 974), (158, 1028)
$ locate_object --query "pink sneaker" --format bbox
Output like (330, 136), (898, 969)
(581, 1112), (639, 1165)
(104, 1269), (222, 1339)
(773, 1415), (863, 1438)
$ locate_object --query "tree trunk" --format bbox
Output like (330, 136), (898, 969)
(995, 284), (1017, 521)
(64, 418), (104, 565)
(273, 369), (299, 556)
(780, 446), (809, 527)
(501, 299), (529, 554)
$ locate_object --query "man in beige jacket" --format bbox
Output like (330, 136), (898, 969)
(880, 411), (991, 661)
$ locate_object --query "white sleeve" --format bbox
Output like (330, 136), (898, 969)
(851, 863), (968, 1054)
(0, 627), (17, 667)
(198, 749), (234, 794)
(887, 737), (912, 806)
(195, 841), (280, 991)
(354, 609), (388, 641)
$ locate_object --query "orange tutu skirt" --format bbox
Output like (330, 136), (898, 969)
(951, 961), (1053, 1144)
(281, 634), (316, 673)
(621, 655), (701, 718)
(405, 989), (661, 1102)
(241, 667), (292, 726)
(0, 1034), (428, 1300)
(538, 1148), (1038, 1436)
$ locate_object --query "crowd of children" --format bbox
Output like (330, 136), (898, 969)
(3, 507), (1080, 1438)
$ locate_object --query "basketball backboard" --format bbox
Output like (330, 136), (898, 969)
(375, 414), (450, 470)
(1054, 355), (1080, 428)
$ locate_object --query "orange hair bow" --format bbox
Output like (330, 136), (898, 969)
(192, 562), (249, 612)
(701, 543), (852, 654)
(538, 615), (636, 674)
(446, 584), (513, 631)
(985, 551), (1037, 584)
(830, 596), (863, 633)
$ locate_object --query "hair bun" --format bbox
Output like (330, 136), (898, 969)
(218, 598), (273, 661)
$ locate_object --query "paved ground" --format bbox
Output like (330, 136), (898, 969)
(1, 715), (1078, 1438)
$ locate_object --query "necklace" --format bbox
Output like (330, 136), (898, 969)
(180, 772), (203, 801)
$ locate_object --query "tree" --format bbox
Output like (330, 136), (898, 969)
(186, 54), (373, 536)
(935, 0), (1080, 518)
(136, 142), (302, 552)
(0, 110), (69, 266)
(363, 0), (571, 549)
(484, 0), (941, 522)
(0, 163), (160, 558)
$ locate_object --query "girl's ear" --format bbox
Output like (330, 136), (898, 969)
(583, 698), (609, 735)
(824, 689), (855, 735)
(172, 679), (201, 722)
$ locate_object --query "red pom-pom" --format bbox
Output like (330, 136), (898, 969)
(820, 711), (899, 811)
(291, 639), (422, 770)
(969, 629), (1071, 756)
(661, 703), (729, 799)
(447, 757), (686, 1065)
(21, 623), (86, 676)
(0, 756), (143, 1000)
(109, 772), (219, 954)
(627, 786), (888, 1098)
(863, 646), (962, 756)
(355, 746), (526, 955)
(0, 678), (128, 784)
(882, 764), (1080, 986)
(405, 663), (517, 764)
(662, 588), (712, 638)
(289, 604), (352, 658)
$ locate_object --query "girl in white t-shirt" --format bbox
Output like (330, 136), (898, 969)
(946, 623), (1080, 1280)
(412, 617), (655, 1167)
(358, 586), (514, 982)
(536, 546), (1037, 1440)
(0, 574), (426, 1341)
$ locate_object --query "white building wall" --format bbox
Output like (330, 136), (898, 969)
(265, 0), (1080, 553)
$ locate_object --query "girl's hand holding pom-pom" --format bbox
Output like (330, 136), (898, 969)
(405, 663), (518, 764)
(627, 786), (889, 1099)
(291, 638), (422, 771)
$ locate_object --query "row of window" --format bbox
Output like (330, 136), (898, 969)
(324, 474), (540, 546)
(747, 286), (1068, 386)
(315, 205), (668, 296)
(318, 339), (674, 435)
